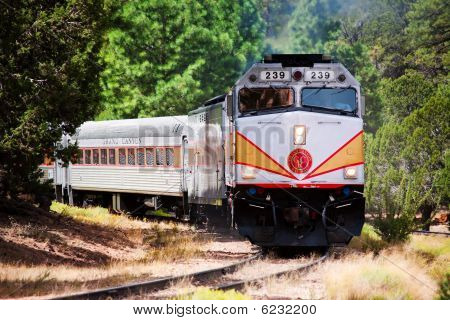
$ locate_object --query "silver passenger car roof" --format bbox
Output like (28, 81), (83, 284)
(74, 116), (188, 140)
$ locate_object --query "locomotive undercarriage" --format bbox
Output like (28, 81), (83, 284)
(232, 185), (365, 247)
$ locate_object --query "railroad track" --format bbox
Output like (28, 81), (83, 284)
(413, 230), (450, 237)
(131, 252), (329, 299)
(52, 253), (261, 300)
(214, 251), (328, 293)
(52, 250), (328, 300)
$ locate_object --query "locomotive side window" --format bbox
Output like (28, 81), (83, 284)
(108, 149), (115, 165)
(93, 149), (99, 164)
(166, 148), (174, 166)
(239, 87), (294, 113)
(84, 149), (92, 164)
(100, 149), (107, 165)
(146, 148), (154, 166)
(156, 148), (165, 166)
(127, 148), (136, 165)
(119, 148), (126, 165)
(137, 148), (145, 166)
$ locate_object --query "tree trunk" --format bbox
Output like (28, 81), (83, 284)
(420, 204), (434, 231)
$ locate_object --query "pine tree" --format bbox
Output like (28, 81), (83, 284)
(98, 0), (265, 119)
(0, 0), (111, 198)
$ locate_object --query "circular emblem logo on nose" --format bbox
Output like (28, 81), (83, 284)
(288, 148), (313, 174)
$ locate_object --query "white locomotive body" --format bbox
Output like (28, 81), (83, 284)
(45, 55), (366, 247)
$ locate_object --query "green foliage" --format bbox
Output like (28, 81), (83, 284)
(263, 0), (298, 53)
(288, 0), (341, 53)
(378, 70), (435, 120)
(405, 0), (450, 79)
(352, 0), (450, 241)
(366, 84), (449, 242)
(99, 0), (265, 119)
(438, 273), (450, 300)
(348, 224), (388, 252)
(0, 0), (111, 197)
(366, 132), (419, 242)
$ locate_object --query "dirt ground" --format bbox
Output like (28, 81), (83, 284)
(0, 200), (447, 300)
(0, 202), (149, 267)
(0, 200), (257, 299)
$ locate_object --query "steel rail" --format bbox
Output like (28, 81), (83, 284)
(162, 250), (329, 299)
(52, 253), (261, 300)
(214, 251), (329, 292)
(413, 230), (450, 237)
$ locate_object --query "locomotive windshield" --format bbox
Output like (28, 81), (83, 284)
(301, 88), (357, 114)
(239, 87), (294, 113)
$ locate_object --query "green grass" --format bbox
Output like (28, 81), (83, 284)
(177, 288), (251, 300)
(348, 224), (388, 252)
(50, 201), (145, 229)
(149, 209), (173, 218)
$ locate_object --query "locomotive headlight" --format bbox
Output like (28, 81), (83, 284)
(241, 166), (256, 179)
(294, 125), (306, 145)
(344, 166), (358, 179)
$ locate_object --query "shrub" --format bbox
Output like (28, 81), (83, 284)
(437, 273), (450, 300)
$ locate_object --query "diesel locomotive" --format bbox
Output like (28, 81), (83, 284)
(40, 54), (366, 248)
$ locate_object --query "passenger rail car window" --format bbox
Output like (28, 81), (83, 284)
(301, 88), (357, 115)
(100, 149), (107, 165)
(84, 150), (91, 164)
(166, 148), (174, 166)
(146, 148), (154, 166)
(75, 147), (178, 167)
(239, 87), (294, 113)
(119, 149), (126, 165)
(93, 149), (99, 164)
(137, 148), (145, 166)
(156, 148), (165, 166)
(127, 148), (136, 165)
(108, 149), (115, 165)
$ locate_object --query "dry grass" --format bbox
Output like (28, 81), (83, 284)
(322, 225), (449, 300)
(323, 252), (437, 299)
(0, 202), (209, 298)
(144, 224), (205, 262)
(405, 235), (450, 280)
(244, 270), (325, 299)
(51, 201), (203, 262)
(0, 260), (215, 298)
(50, 202), (148, 230)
